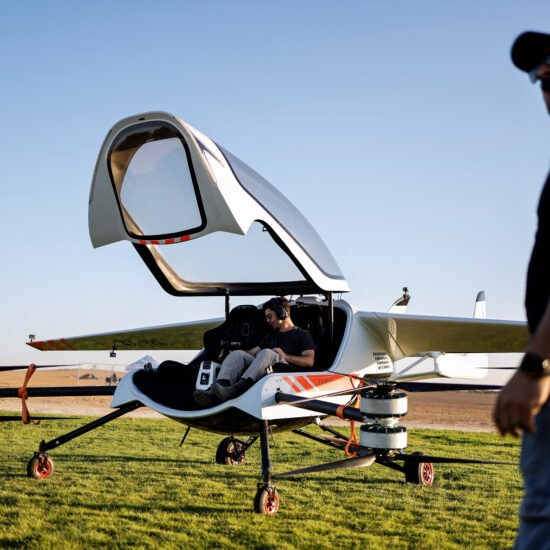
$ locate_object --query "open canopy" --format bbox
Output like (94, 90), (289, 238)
(88, 112), (349, 296)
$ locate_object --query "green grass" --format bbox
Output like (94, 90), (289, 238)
(0, 413), (521, 549)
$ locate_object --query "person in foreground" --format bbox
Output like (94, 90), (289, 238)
(194, 297), (316, 407)
(493, 31), (550, 550)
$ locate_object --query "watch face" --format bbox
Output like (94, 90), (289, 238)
(521, 353), (550, 377)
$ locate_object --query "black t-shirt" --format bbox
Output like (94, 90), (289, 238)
(259, 327), (316, 357)
(525, 170), (550, 334)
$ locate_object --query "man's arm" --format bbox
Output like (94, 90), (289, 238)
(272, 348), (315, 368)
(494, 299), (550, 436)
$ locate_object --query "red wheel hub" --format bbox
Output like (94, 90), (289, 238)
(421, 462), (434, 485)
(264, 493), (278, 515)
(35, 459), (51, 478)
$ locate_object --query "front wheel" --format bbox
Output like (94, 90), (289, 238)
(254, 486), (279, 515)
(27, 455), (55, 479)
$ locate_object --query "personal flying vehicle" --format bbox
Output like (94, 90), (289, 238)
(1, 112), (528, 514)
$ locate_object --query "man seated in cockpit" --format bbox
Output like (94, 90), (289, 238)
(194, 297), (316, 407)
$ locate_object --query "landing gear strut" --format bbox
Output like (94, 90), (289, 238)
(254, 420), (279, 515)
(25, 401), (142, 479)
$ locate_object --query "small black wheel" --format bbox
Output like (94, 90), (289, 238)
(405, 451), (434, 486)
(27, 455), (55, 479)
(215, 436), (245, 466)
(254, 485), (279, 515)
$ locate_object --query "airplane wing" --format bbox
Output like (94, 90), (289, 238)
(26, 318), (222, 351)
(357, 312), (529, 360)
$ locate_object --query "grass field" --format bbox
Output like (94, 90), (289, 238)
(0, 413), (521, 549)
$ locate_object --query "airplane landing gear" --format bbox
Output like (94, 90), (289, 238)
(27, 453), (55, 479)
(255, 420), (279, 515)
(254, 484), (279, 515)
(215, 435), (258, 466)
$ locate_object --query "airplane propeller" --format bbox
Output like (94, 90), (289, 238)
(0, 415), (79, 422)
(280, 378), (504, 408)
(274, 449), (517, 478)
(391, 454), (517, 466)
(0, 364), (78, 372)
(274, 452), (376, 477)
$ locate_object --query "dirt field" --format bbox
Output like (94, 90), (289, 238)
(0, 368), (498, 431)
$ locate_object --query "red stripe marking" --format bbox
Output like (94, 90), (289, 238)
(165, 238), (175, 244)
(151, 240), (160, 245)
(28, 341), (50, 351)
(282, 376), (302, 393)
(179, 235), (190, 242)
(60, 338), (77, 351)
(47, 340), (64, 351)
(35, 341), (57, 351)
(307, 374), (341, 387)
(296, 376), (315, 391)
(139, 240), (147, 244)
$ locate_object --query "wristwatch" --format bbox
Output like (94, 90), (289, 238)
(519, 351), (550, 378)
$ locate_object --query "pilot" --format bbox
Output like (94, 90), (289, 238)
(194, 297), (316, 406)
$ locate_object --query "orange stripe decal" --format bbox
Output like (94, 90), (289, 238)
(47, 340), (64, 351)
(307, 374), (341, 387)
(282, 376), (302, 393)
(296, 376), (315, 391)
(60, 338), (77, 351)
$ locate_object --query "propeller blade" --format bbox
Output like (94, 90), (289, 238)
(276, 385), (375, 406)
(0, 364), (78, 372)
(0, 416), (80, 422)
(274, 453), (376, 477)
(396, 382), (503, 392)
(392, 454), (517, 466)
(0, 386), (117, 398)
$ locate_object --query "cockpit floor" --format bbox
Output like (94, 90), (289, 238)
(133, 367), (204, 411)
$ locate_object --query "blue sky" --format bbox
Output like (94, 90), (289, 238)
(1, 1), (550, 368)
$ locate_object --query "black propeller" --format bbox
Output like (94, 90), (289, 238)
(0, 364), (78, 372)
(274, 452), (376, 477)
(0, 415), (80, 422)
(391, 454), (517, 466)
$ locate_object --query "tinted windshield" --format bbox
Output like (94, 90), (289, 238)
(220, 147), (344, 280)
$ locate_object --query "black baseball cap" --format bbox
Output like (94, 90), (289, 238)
(512, 31), (550, 72)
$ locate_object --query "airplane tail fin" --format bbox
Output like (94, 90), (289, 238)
(473, 291), (486, 319)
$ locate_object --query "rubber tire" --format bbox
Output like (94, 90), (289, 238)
(405, 451), (434, 486)
(27, 456), (55, 479)
(215, 437), (245, 466)
(254, 486), (279, 515)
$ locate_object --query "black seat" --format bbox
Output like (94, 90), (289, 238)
(202, 305), (269, 361)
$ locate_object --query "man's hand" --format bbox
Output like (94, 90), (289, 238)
(493, 369), (550, 437)
(272, 347), (287, 361)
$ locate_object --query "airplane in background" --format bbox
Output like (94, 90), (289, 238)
(1, 112), (528, 515)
